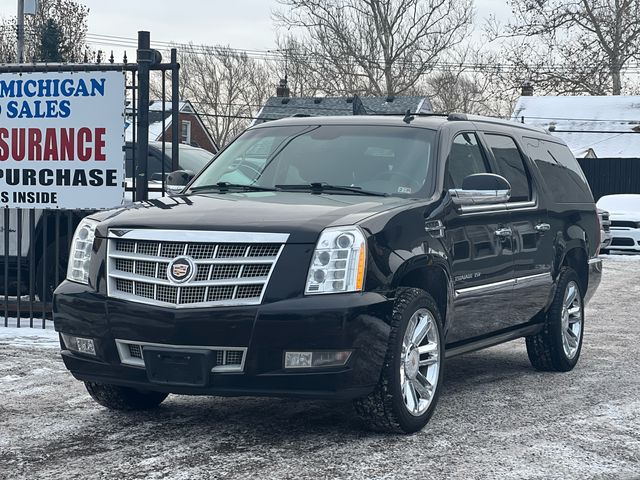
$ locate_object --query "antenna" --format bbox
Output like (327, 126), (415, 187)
(403, 109), (415, 124)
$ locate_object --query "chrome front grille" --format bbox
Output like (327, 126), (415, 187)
(107, 230), (288, 308)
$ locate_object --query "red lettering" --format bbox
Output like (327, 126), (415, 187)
(0, 128), (8, 161)
(43, 128), (59, 161)
(60, 128), (74, 160)
(28, 128), (42, 160)
(94, 128), (106, 161)
(77, 127), (92, 161)
(11, 129), (25, 161)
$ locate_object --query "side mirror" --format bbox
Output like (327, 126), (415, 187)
(165, 170), (195, 195)
(449, 173), (511, 206)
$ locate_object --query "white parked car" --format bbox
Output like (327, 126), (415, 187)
(597, 208), (612, 251)
(597, 194), (640, 254)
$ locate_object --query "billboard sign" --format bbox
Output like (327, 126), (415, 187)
(0, 71), (126, 209)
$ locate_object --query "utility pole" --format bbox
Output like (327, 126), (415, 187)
(17, 0), (24, 63)
(17, 0), (38, 63)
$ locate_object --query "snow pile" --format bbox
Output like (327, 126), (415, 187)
(0, 319), (58, 348)
(512, 95), (640, 158)
(600, 254), (640, 261)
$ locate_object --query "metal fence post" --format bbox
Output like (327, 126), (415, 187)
(135, 31), (152, 202)
(171, 48), (180, 172)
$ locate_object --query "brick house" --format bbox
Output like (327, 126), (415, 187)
(125, 100), (218, 153)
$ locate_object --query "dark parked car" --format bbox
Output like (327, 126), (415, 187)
(54, 114), (602, 433)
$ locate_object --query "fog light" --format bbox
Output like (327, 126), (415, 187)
(61, 333), (96, 356)
(284, 350), (352, 369)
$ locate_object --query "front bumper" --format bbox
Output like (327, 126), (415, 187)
(608, 227), (640, 252)
(53, 281), (393, 400)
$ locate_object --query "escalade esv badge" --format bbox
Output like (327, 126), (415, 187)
(167, 256), (196, 283)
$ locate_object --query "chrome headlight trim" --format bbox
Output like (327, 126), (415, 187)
(66, 218), (99, 285)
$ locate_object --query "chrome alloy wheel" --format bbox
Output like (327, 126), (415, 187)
(400, 308), (441, 417)
(561, 280), (583, 359)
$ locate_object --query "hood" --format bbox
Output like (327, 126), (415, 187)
(597, 194), (640, 217)
(92, 191), (412, 243)
(609, 212), (640, 223)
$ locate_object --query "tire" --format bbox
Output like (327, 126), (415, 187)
(353, 288), (445, 433)
(526, 267), (585, 372)
(85, 382), (168, 411)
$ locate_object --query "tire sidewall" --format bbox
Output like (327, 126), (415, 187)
(549, 268), (585, 370)
(387, 290), (445, 432)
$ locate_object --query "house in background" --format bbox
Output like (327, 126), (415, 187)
(253, 78), (433, 125)
(125, 100), (218, 153)
(512, 87), (640, 158)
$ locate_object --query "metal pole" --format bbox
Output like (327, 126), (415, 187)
(17, 0), (24, 63)
(171, 48), (180, 172)
(135, 31), (151, 202)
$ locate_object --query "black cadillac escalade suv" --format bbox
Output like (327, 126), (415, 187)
(54, 113), (602, 433)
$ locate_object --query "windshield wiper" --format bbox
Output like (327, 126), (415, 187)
(190, 182), (279, 193)
(275, 182), (388, 197)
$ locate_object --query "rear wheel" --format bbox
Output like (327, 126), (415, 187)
(354, 288), (444, 433)
(526, 267), (584, 372)
(85, 382), (168, 410)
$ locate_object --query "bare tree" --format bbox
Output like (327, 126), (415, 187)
(0, 0), (89, 63)
(426, 70), (491, 115)
(162, 46), (274, 147)
(488, 0), (640, 95)
(274, 0), (474, 97)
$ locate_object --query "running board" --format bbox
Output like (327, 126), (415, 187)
(445, 323), (544, 359)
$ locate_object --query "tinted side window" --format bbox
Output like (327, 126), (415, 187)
(446, 133), (489, 189)
(125, 148), (167, 180)
(524, 137), (593, 203)
(484, 134), (531, 202)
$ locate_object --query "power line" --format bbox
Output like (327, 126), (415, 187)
(84, 32), (640, 74)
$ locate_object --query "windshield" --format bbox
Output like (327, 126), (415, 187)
(171, 147), (215, 173)
(189, 125), (436, 197)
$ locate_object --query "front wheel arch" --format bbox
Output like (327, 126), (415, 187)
(393, 262), (452, 332)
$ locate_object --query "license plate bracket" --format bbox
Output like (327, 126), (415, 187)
(143, 348), (213, 387)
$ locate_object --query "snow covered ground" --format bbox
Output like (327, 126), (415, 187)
(1, 256), (639, 479)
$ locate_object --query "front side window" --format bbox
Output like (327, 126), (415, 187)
(125, 147), (166, 179)
(189, 125), (436, 197)
(484, 134), (532, 202)
(446, 132), (490, 189)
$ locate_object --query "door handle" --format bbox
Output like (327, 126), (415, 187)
(535, 223), (551, 232)
(494, 228), (512, 237)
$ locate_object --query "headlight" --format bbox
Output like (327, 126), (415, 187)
(305, 226), (366, 294)
(66, 219), (99, 284)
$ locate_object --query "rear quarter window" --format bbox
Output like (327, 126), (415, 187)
(524, 137), (593, 203)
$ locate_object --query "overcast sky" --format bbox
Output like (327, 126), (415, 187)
(0, 0), (510, 54)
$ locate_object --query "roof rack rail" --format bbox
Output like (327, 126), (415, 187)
(446, 112), (549, 134)
(371, 112), (449, 117)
